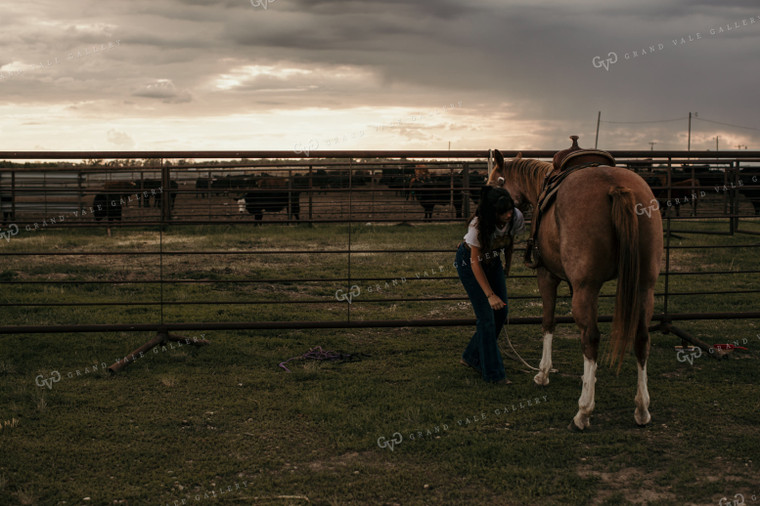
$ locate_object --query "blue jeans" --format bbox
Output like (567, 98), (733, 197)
(455, 242), (508, 382)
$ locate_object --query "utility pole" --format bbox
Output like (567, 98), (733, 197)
(594, 111), (601, 149)
(687, 112), (692, 151)
(649, 141), (656, 151)
(715, 136), (719, 151)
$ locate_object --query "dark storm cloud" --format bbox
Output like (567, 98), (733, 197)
(1, 0), (758, 150)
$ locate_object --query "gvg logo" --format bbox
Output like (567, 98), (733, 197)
(635, 199), (660, 218)
(250, 0), (277, 9)
(294, 138), (319, 156)
(719, 493), (748, 506)
(377, 432), (403, 452)
(592, 52), (618, 71)
(35, 371), (61, 390)
(676, 346), (702, 365)
(1, 223), (19, 242)
(335, 285), (361, 304)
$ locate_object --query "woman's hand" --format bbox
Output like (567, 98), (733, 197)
(487, 293), (506, 310)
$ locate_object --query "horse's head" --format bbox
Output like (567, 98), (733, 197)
(487, 150), (527, 209)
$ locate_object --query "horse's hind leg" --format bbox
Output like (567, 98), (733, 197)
(571, 285), (600, 431)
(534, 268), (560, 386)
(634, 286), (654, 426)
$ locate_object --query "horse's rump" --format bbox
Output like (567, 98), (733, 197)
(551, 167), (660, 367)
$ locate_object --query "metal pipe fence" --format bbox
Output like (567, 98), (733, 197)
(0, 150), (758, 341)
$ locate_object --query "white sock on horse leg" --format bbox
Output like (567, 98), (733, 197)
(534, 332), (553, 386)
(573, 355), (597, 429)
(634, 362), (651, 426)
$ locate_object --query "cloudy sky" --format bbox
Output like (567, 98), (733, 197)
(1, 0), (758, 153)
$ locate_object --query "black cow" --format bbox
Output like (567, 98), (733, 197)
(325, 170), (351, 189)
(1, 194), (12, 223)
(135, 180), (178, 209)
(409, 170), (486, 221)
(381, 167), (415, 197)
(353, 170), (371, 186)
(195, 177), (211, 198)
(643, 173), (701, 216)
(243, 177), (302, 223)
(406, 169), (485, 221)
(93, 193), (122, 222)
(739, 173), (760, 215)
(94, 181), (136, 221)
(135, 180), (162, 208)
(312, 169), (330, 192)
(212, 175), (255, 196)
(686, 165), (726, 188)
(409, 175), (459, 220)
(157, 180), (179, 209)
(461, 169), (486, 205)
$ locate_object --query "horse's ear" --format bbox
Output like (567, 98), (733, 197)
(515, 152), (522, 162)
(493, 149), (505, 170)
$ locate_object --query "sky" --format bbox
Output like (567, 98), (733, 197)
(1, 0), (759, 154)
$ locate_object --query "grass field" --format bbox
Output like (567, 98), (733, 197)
(1, 217), (759, 505)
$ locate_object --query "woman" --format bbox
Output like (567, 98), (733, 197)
(455, 186), (525, 384)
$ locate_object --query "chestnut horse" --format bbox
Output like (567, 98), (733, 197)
(488, 150), (662, 430)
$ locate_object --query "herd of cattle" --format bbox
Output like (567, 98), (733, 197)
(87, 168), (490, 223)
(81, 165), (760, 223)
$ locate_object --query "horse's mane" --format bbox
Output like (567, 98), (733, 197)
(510, 158), (553, 201)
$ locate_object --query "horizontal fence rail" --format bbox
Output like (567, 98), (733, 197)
(1, 150), (759, 340)
(3, 312), (760, 335)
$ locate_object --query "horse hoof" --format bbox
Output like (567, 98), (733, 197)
(533, 373), (549, 386)
(634, 411), (651, 427)
(570, 414), (591, 431)
(568, 421), (585, 432)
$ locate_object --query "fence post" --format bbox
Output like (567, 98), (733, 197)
(206, 170), (212, 219)
(722, 167), (729, 217)
(663, 215), (671, 317)
(463, 163), (470, 219)
(445, 167), (452, 219)
(161, 160), (171, 225)
(287, 168), (293, 222)
(729, 161), (738, 235)
(308, 165), (313, 221)
(665, 159), (672, 217)
(43, 171), (48, 218)
(370, 165), (375, 220)
(77, 170), (83, 218)
(347, 159), (353, 322)
(11, 171), (16, 220)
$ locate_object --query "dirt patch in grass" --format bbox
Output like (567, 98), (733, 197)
(577, 465), (677, 504)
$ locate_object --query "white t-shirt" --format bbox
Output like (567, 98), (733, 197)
(463, 209), (525, 248)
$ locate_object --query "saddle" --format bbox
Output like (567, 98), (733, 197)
(552, 135), (616, 174)
(524, 136), (615, 268)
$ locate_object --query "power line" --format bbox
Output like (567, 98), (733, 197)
(601, 117), (687, 125)
(694, 117), (760, 132)
(599, 115), (760, 131)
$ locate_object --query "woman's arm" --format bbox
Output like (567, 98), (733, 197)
(470, 244), (506, 310)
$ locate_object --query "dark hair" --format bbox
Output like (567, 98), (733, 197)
(470, 186), (515, 265)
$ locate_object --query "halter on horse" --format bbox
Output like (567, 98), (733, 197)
(488, 137), (663, 431)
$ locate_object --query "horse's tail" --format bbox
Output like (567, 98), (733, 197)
(608, 186), (641, 372)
